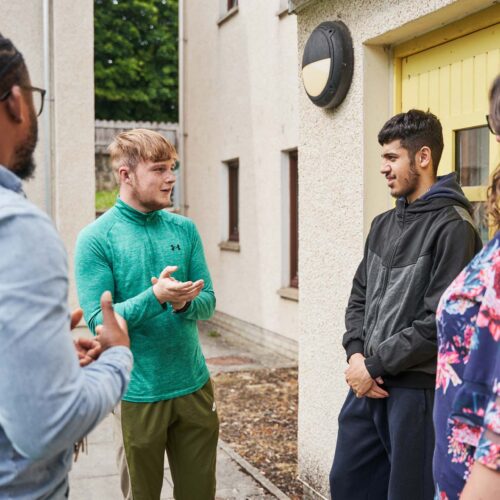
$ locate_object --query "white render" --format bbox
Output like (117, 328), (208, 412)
(182, 1), (300, 345)
(293, 0), (495, 495)
(1, 0), (95, 310)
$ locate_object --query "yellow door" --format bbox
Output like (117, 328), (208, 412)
(400, 24), (500, 240)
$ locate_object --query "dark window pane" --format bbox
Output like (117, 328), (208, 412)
(228, 161), (239, 242)
(472, 201), (488, 244)
(455, 126), (489, 187)
(289, 150), (299, 288)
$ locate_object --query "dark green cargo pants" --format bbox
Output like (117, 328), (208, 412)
(120, 379), (219, 500)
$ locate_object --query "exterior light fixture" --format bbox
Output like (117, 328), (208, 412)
(301, 20), (354, 109)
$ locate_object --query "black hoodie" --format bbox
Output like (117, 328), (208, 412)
(343, 173), (483, 388)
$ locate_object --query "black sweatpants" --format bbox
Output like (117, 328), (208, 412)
(330, 387), (435, 500)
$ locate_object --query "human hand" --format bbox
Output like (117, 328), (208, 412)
(71, 308), (83, 329)
(71, 308), (100, 366)
(74, 337), (103, 367)
(345, 353), (373, 397)
(95, 291), (130, 350)
(151, 265), (204, 309)
(365, 377), (389, 399)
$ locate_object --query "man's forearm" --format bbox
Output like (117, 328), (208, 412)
(181, 290), (216, 321)
(88, 286), (165, 333)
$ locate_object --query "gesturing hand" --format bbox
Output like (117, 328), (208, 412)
(74, 337), (102, 367)
(71, 308), (100, 367)
(151, 265), (204, 310)
(71, 308), (83, 329)
(95, 291), (130, 351)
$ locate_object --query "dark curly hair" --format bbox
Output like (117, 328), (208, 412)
(378, 109), (444, 175)
(0, 33), (29, 94)
(487, 75), (500, 231)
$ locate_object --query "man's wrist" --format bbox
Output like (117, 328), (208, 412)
(348, 353), (365, 364)
(173, 301), (191, 314)
(152, 284), (166, 304)
(345, 340), (364, 362)
(364, 354), (385, 378)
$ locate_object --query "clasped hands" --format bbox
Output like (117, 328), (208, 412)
(151, 265), (204, 311)
(344, 353), (388, 399)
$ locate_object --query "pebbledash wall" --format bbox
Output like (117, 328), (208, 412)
(1, 0), (95, 311)
(289, 0), (499, 497)
(182, 0), (300, 358)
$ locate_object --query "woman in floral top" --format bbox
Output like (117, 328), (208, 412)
(434, 76), (500, 499)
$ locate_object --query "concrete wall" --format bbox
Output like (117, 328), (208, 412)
(183, 1), (300, 346)
(292, 0), (494, 495)
(1, 0), (95, 310)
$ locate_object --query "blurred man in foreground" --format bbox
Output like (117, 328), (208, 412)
(0, 33), (132, 498)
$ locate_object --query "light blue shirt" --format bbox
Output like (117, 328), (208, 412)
(0, 165), (133, 499)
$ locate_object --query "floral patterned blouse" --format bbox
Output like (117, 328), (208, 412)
(434, 231), (500, 499)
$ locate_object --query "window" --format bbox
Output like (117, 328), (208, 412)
(455, 126), (490, 242)
(289, 151), (299, 288)
(278, 149), (299, 300)
(218, 0), (239, 25)
(228, 160), (239, 242)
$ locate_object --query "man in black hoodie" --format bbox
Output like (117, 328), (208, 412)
(329, 110), (483, 500)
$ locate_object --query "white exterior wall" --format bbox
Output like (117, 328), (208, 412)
(293, 0), (495, 495)
(183, 1), (300, 344)
(1, 0), (95, 310)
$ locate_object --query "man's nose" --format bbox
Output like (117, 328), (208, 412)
(380, 162), (390, 174)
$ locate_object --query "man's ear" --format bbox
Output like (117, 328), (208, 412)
(4, 86), (23, 123)
(118, 165), (132, 184)
(418, 146), (432, 170)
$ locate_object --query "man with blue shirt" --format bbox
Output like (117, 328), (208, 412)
(0, 33), (132, 499)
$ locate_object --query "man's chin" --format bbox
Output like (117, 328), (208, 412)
(13, 158), (36, 180)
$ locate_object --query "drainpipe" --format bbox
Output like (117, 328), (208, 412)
(42, 0), (53, 217)
(178, 0), (186, 215)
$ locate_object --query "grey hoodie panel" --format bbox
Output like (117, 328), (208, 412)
(364, 253), (432, 357)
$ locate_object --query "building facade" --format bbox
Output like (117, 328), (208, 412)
(291, 0), (499, 496)
(181, 0), (300, 358)
(1, 0), (95, 310)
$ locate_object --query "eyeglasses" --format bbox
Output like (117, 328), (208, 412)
(486, 114), (498, 135)
(0, 86), (46, 117)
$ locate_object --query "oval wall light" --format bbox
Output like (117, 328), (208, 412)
(302, 20), (354, 109)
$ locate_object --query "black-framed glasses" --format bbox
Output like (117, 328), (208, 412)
(486, 114), (498, 135)
(0, 86), (46, 117)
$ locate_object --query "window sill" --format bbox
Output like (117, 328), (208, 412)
(277, 287), (298, 302)
(219, 240), (241, 252)
(217, 6), (239, 26)
(276, 6), (289, 18)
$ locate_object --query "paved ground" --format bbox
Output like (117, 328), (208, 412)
(69, 323), (295, 499)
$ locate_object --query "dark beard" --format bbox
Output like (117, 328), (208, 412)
(12, 112), (38, 180)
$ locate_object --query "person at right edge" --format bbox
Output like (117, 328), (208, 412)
(329, 109), (483, 500)
(433, 75), (500, 500)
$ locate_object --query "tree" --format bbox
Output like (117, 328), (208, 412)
(94, 0), (178, 122)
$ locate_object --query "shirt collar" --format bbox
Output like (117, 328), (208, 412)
(0, 165), (24, 194)
(114, 197), (161, 225)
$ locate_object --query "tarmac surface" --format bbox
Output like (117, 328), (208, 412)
(69, 323), (296, 499)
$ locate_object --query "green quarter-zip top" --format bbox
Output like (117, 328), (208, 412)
(75, 198), (215, 402)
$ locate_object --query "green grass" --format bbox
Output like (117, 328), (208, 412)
(96, 189), (118, 212)
(207, 330), (221, 338)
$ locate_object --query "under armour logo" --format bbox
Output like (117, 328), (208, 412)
(171, 244), (181, 251)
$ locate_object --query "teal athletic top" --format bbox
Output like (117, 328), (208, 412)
(75, 198), (215, 402)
